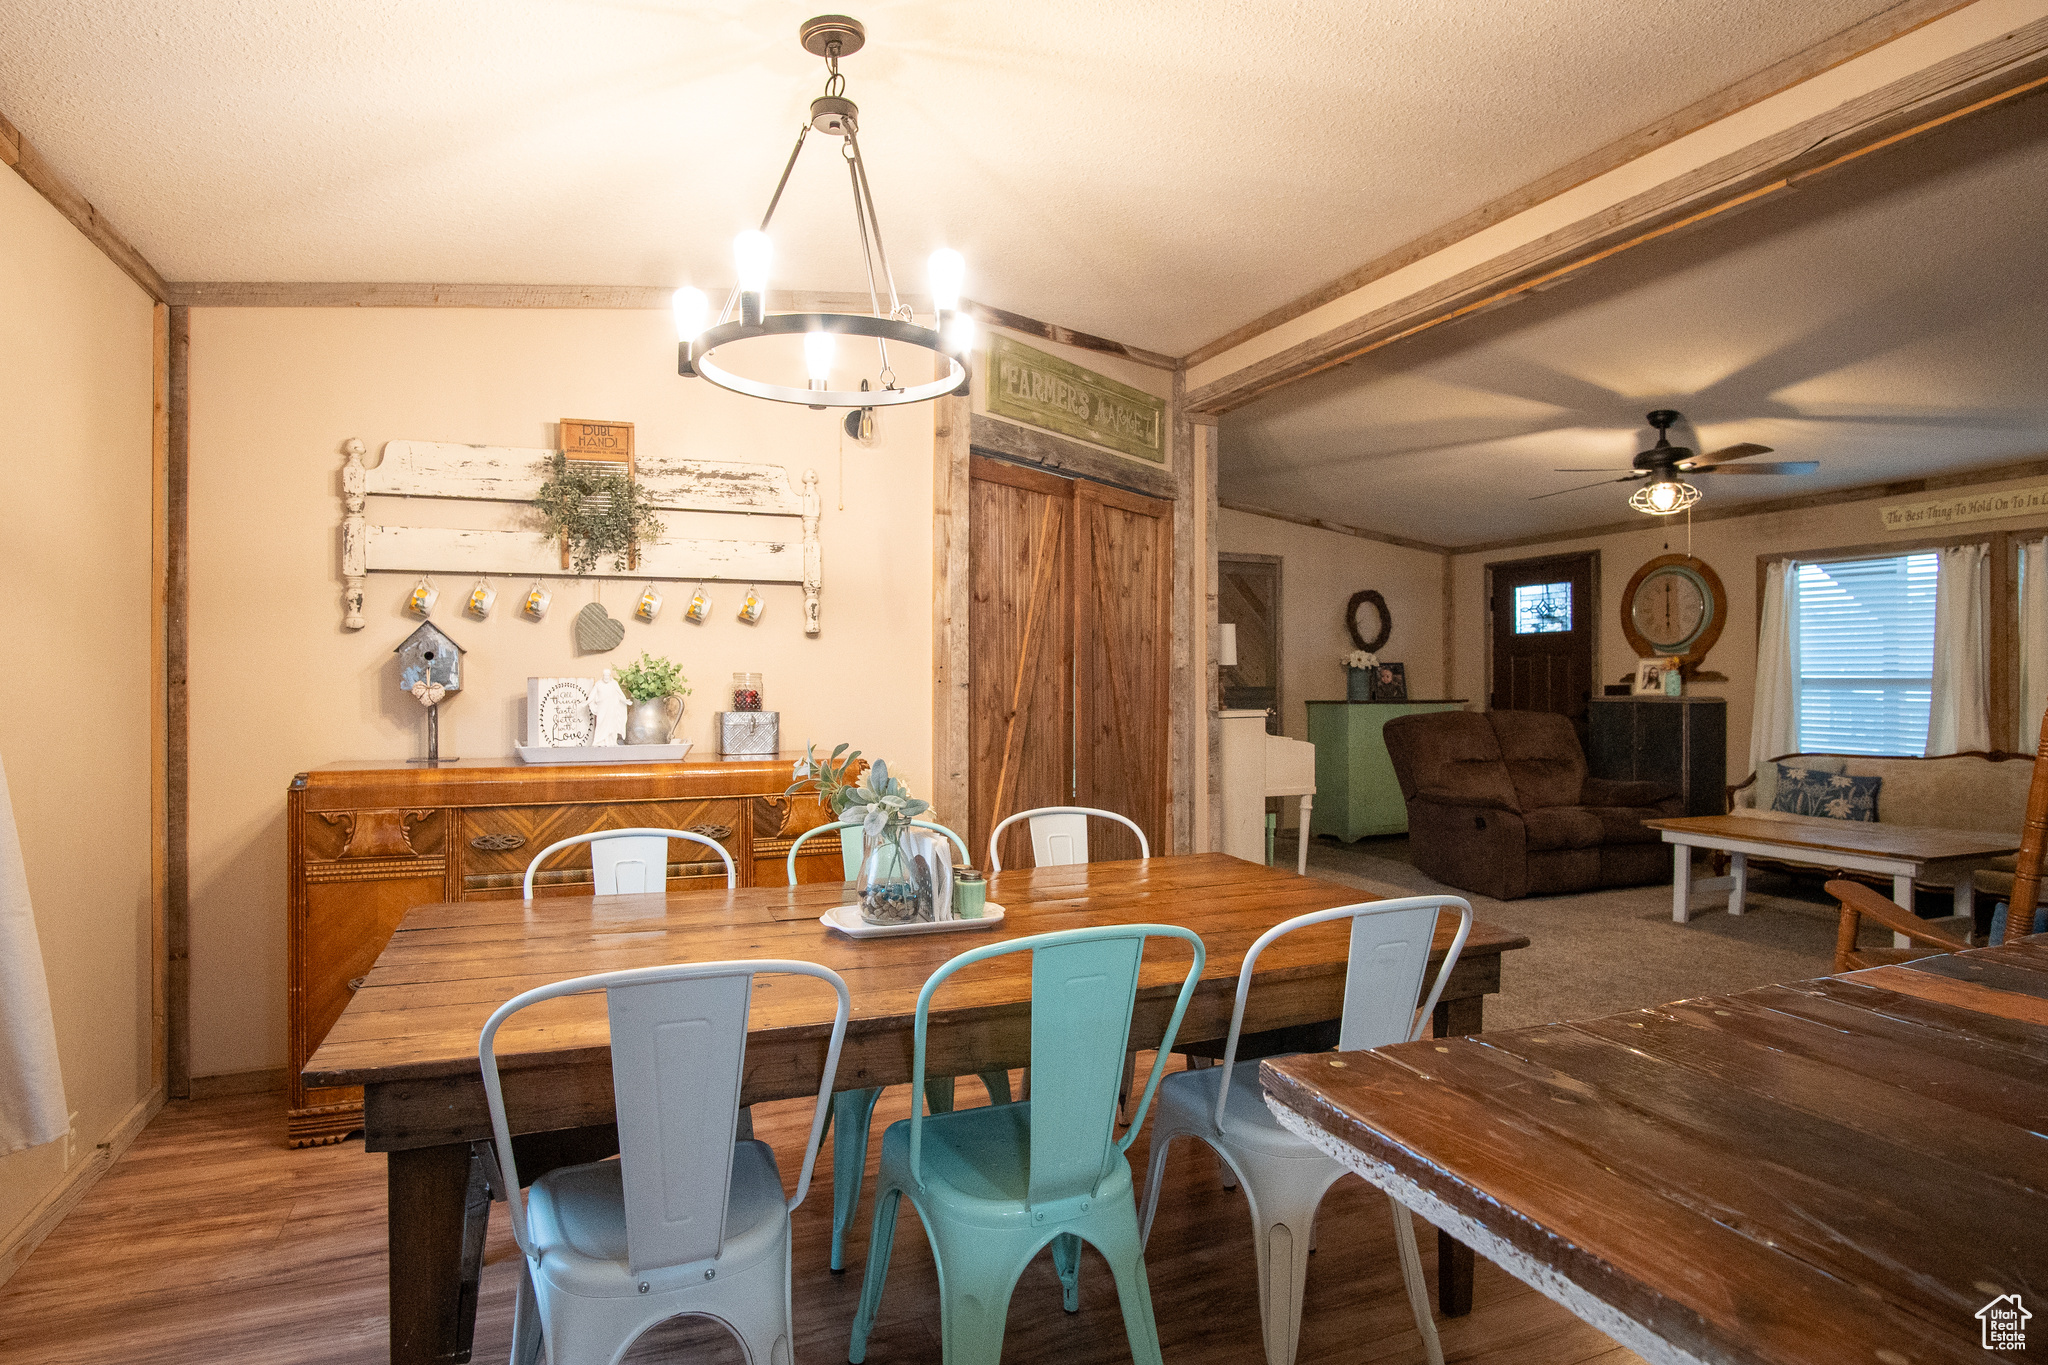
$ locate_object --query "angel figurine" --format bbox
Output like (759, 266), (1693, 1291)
(589, 670), (630, 748)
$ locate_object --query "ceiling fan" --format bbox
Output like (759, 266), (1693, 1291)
(1533, 409), (1820, 515)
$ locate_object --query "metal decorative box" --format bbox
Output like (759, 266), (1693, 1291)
(716, 710), (780, 757)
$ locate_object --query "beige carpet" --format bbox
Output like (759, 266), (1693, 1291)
(1284, 832), (1920, 1031)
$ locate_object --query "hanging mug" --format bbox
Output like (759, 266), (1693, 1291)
(635, 584), (663, 623)
(738, 586), (764, 624)
(408, 578), (439, 617)
(522, 581), (552, 621)
(685, 584), (711, 623)
(466, 579), (496, 619)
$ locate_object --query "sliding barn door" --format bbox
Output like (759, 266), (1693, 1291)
(968, 458), (1074, 871)
(968, 458), (1173, 869)
(1073, 481), (1172, 862)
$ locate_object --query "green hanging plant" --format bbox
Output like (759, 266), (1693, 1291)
(533, 453), (665, 574)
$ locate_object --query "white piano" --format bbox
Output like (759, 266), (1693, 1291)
(1218, 709), (1317, 874)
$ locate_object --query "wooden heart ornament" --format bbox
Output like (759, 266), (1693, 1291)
(575, 601), (626, 653)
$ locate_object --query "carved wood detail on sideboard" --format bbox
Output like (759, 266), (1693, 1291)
(285, 757), (837, 1147)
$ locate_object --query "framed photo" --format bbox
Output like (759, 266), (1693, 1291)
(1371, 661), (1408, 702)
(1632, 659), (1667, 696)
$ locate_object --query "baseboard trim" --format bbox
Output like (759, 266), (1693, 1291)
(188, 1067), (287, 1099)
(0, 1087), (165, 1288)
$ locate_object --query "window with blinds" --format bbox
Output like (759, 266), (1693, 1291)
(1793, 552), (1938, 755)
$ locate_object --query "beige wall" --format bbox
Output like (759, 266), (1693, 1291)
(1448, 471), (2048, 783)
(0, 171), (158, 1241)
(1216, 507), (1448, 829)
(185, 307), (936, 1077)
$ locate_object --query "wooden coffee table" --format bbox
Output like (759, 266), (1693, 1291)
(1643, 811), (2017, 927)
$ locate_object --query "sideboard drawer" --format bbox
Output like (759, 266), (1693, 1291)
(462, 798), (743, 894)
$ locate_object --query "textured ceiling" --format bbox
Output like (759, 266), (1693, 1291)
(0, 0), (1900, 353)
(1219, 84), (2048, 548)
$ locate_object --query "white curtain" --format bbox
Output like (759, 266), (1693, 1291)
(1927, 543), (1991, 756)
(1749, 559), (1800, 775)
(2021, 538), (2048, 752)
(0, 754), (67, 1154)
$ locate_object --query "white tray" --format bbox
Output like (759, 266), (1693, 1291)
(513, 741), (693, 765)
(821, 903), (1006, 938)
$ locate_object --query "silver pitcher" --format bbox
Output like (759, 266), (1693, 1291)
(624, 696), (681, 744)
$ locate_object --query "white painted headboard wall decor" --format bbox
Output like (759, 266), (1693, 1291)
(338, 438), (823, 634)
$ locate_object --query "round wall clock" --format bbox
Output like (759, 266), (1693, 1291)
(1620, 554), (1726, 670)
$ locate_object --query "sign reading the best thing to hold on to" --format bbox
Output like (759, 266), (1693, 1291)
(988, 335), (1166, 464)
(1881, 482), (2048, 531)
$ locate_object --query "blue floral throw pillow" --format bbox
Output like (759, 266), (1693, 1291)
(1768, 764), (1880, 821)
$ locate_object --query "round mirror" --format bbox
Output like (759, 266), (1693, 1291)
(1619, 554), (1727, 669)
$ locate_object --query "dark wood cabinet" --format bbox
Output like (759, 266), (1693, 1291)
(285, 755), (839, 1146)
(1586, 697), (1728, 817)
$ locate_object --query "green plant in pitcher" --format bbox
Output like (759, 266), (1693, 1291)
(615, 652), (690, 702)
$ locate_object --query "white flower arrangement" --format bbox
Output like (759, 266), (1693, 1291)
(1342, 650), (1379, 671)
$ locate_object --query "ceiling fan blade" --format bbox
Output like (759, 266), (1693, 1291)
(1700, 460), (1820, 475)
(1677, 442), (1774, 469)
(1529, 475), (1643, 501)
(1551, 467), (1636, 473)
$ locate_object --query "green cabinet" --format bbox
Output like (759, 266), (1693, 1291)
(1307, 700), (1468, 841)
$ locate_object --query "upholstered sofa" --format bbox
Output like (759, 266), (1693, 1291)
(1733, 750), (2036, 904)
(1383, 709), (1682, 901)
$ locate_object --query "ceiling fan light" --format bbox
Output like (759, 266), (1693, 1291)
(1630, 479), (1701, 516)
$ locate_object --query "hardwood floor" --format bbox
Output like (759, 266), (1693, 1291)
(0, 1077), (1644, 1365)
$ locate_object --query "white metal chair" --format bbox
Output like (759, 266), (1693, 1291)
(784, 817), (971, 884)
(1137, 895), (1474, 1365)
(522, 827), (736, 898)
(783, 816), (1011, 1272)
(481, 959), (850, 1365)
(986, 805), (1150, 872)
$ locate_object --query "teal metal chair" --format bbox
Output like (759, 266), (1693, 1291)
(788, 817), (1015, 1272)
(848, 924), (1207, 1365)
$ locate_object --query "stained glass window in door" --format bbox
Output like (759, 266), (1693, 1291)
(1513, 582), (1573, 634)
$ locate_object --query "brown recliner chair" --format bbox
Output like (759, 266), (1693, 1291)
(1383, 709), (1682, 900)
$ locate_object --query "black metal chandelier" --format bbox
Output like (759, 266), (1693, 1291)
(672, 14), (970, 409)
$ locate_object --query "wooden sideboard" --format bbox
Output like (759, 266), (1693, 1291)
(285, 755), (841, 1146)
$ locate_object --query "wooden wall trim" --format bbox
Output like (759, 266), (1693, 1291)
(0, 108), (167, 303)
(1196, 421), (1212, 859)
(166, 306), (191, 1099)
(932, 394), (973, 835)
(1185, 24), (2048, 415)
(1175, 0), (1971, 371)
(1452, 451), (2048, 557)
(969, 413), (1176, 502)
(963, 299), (1176, 372)
(1170, 368), (1196, 853)
(165, 282), (902, 311)
(149, 303), (170, 1094)
(1217, 499), (1450, 555)
(0, 1088), (163, 1289)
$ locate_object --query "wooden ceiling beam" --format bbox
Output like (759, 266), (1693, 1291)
(1184, 8), (2048, 416)
(2, 107), (167, 303)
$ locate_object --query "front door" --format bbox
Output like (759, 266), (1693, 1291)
(1489, 552), (1596, 728)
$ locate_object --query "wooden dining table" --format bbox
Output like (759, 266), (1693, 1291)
(302, 852), (1528, 1365)
(1263, 934), (2048, 1365)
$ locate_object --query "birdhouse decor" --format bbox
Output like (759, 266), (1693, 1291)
(395, 621), (465, 764)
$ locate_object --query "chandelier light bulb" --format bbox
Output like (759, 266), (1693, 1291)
(804, 329), (835, 385)
(671, 287), (708, 343)
(928, 248), (965, 314)
(944, 312), (976, 354)
(734, 229), (773, 294)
